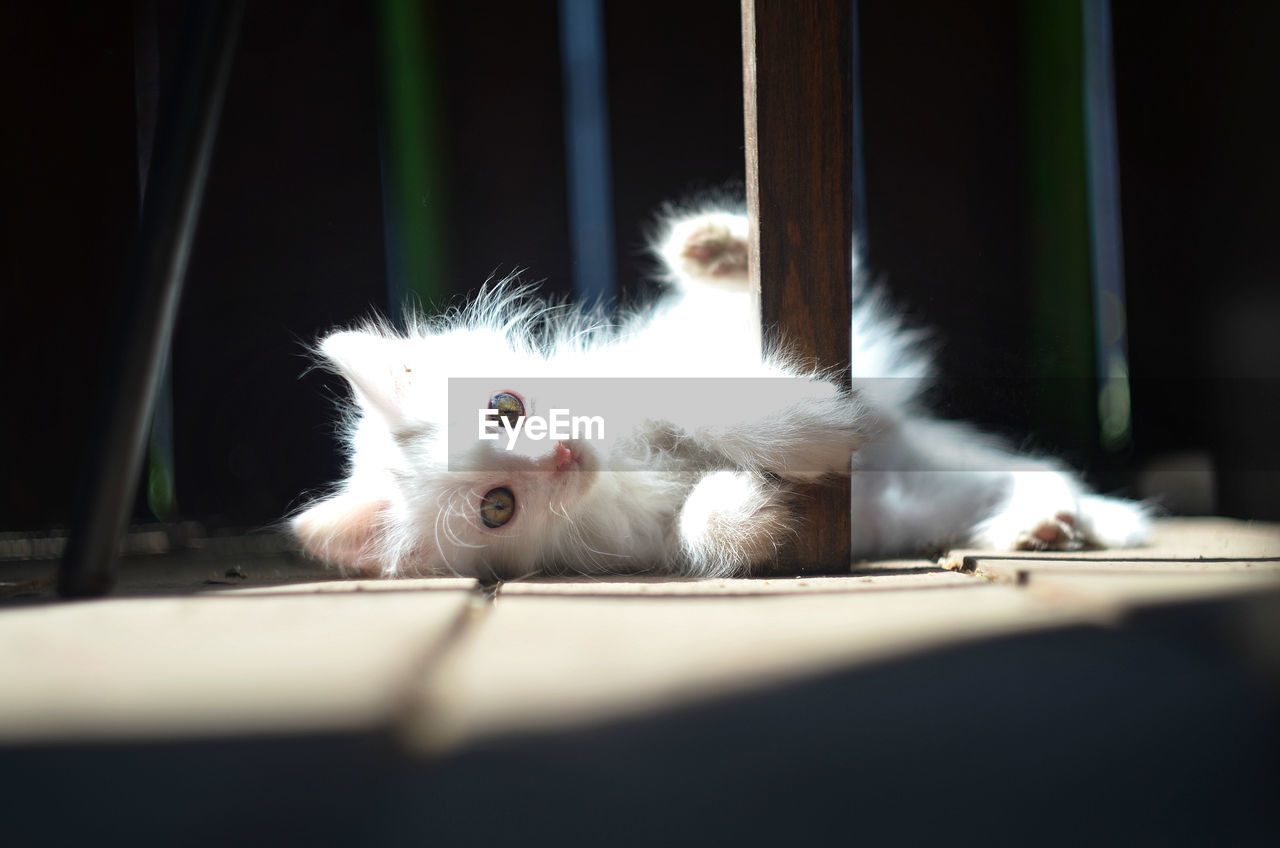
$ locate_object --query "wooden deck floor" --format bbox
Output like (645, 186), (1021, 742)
(2, 517), (1278, 844)
(2, 517), (1278, 747)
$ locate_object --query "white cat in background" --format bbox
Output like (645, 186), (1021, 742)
(291, 209), (1149, 580)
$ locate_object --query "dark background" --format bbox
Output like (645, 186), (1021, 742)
(2, 0), (1278, 533)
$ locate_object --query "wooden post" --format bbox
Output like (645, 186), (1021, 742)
(742, 0), (854, 574)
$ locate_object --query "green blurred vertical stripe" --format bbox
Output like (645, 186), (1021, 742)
(377, 0), (448, 314)
(1023, 0), (1097, 456)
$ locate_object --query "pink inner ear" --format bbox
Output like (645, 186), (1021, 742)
(291, 491), (390, 574)
(319, 331), (414, 426)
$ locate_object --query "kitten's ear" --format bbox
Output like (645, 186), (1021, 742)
(291, 490), (390, 575)
(319, 330), (418, 427)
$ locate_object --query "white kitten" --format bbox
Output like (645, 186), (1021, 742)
(291, 209), (1149, 579)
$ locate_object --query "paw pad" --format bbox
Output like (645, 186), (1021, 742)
(1015, 511), (1086, 551)
(672, 217), (749, 281)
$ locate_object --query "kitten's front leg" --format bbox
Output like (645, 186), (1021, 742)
(677, 470), (794, 577)
(681, 378), (867, 480)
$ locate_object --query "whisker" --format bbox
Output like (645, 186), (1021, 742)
(442, 489), (486, 549)
(432, 495), (461, 577)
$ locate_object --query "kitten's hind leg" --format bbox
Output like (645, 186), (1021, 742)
(967, 471), (1091, 551)
(678, 470), (794, 576)
(967, 473), (1151, 552)
(851, 417), (1150, 556)
(1076, 494), (1152, 549)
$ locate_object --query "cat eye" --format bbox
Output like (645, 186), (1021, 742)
(489, 391), (524, 427)
(479, 486), (516, 528)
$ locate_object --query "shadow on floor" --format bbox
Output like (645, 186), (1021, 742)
(5, 590), (1278, 846)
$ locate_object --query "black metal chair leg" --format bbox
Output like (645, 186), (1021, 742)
(58, 1), (245, 598)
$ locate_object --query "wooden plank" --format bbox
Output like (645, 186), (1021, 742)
(0, 587), (477, 743)
(742, 0), (854, 574)
(218, 577), (480, 596)
(1022, 571), (1280, 611)
(405, 584), (1091, 750)
(965, 557), (1280, 585)
(496, 570), (976, 597)
(944, 518), (1280, 571)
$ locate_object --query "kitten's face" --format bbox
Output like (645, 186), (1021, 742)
(400, 409), (603, 578)
(291, 330), (607, 578)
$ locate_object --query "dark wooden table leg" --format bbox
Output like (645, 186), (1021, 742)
(742, 0), (854, 574)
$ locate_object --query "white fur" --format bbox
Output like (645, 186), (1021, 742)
(291, 209), (1150, 578)
(679, 470), (794, 576)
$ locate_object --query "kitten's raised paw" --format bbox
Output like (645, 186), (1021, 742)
(662, 212), (750, 287)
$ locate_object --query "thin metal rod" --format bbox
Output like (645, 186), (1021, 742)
(59, 1), (245, 597)
(850, 0), (868, 250)
(558, 0), (617, 305)
(376, 0), (448, 320)
(1082, 0), (1134, 451)
(134, 0), (180, 523)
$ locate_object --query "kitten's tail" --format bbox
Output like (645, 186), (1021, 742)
(848, 271), (934, 412)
